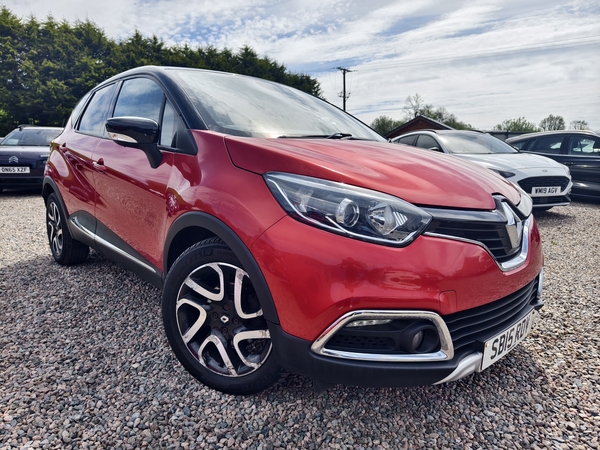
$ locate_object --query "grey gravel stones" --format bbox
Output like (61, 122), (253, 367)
(1, 191), (599, 449)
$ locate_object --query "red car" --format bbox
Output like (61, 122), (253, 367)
(44, 66), (544, 394)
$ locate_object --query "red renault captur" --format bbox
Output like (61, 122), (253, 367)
(44, 66), (543, 394)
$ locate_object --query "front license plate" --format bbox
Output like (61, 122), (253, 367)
(0, 166), (30, 174)
(532, 186), (560, 195)
(481, 310), (537, 371)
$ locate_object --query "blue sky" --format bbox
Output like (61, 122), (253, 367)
(5, 0), (600, 129)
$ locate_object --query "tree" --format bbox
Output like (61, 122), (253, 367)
(403, 93), (425, 120)
(539, 114), (565, 131)
(0, 6), (323, 135)
(493, 117), (539, 132)
(370, 115), (404, 136)
(570, 120), (589, 130)
(401, 94), (472, 130)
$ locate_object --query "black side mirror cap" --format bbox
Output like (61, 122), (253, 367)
(106, 117), (162, 168)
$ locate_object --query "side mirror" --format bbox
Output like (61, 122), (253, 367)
(428, 146), (442, 152)
(106, 117), (162, 168)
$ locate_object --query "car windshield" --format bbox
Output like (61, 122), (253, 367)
(1, 128), (61, 146)
(438, 133), (518, 154)
(172, 70), (384, 141)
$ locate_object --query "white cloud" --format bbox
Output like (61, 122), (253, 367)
(3, 0), (600, 128)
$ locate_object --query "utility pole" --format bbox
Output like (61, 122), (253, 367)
(335, 67), (353, 111)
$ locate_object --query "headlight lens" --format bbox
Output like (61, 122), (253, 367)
(264, 172), (432, 246)
(490, 168), (516, 178)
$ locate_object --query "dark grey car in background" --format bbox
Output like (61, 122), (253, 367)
(507, 130), (600, 199)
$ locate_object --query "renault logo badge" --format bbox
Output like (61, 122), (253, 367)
(501, 202), (523, 249)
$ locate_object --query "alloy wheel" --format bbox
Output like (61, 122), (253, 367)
(175, 262), (272, 377)
(47, 201), (63, 257)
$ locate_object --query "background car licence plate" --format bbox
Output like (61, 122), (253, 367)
(0, 166), (30, 173)
(532, 186), (560, 195)
(481, 310), (537, 371)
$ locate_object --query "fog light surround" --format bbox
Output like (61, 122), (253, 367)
(311, 310), (454, 362)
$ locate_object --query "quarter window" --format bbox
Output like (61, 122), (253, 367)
(160, 101), (178, 147)
(510, 140), (528, 150)
(78, 83), (118, 136)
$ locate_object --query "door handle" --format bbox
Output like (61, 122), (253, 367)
(564, 162), (575, 166)
(93, 158), (106, 173)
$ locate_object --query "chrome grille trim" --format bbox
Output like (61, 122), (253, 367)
(424, 214), (532, 272)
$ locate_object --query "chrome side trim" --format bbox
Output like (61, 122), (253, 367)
(310, 310), (454, 362)
(70, 216), (156, 273)
(424, 215), (533, 273)
(433, 351), (482, 385)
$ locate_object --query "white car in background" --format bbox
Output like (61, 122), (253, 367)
(391, 130), (572, 211)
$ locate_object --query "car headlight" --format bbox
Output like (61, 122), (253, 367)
(264, 172), (432, 246)
(490, 168), (516, 178)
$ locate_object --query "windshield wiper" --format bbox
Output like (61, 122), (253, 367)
(278, 133), (353, 139)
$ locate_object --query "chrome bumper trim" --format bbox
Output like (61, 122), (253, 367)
(434, 352), (482, 385)
(310, 310), (454, 362)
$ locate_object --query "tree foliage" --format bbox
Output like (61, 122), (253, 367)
(402, 94), (473, 130)
(493, 117), (540, 132)
(370, 115), (404, 136)
(539, 114), (565, 131)
(570, 120), (589, 130)
(0, 7), (322, 135)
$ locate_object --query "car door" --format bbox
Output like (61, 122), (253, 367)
(563, 135), (600, 196)
(56, 84), (117, 226)
(92, 77), (175, 277)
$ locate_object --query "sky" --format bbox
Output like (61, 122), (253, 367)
(4, 0), (600, 130)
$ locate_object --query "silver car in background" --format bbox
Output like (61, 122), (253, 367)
(392, 130), (572, 211)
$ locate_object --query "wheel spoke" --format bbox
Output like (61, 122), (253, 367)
(176, 298), (208, 344)
(234, 268), (263, 319)
(199, 334), (237, 376)
(233, 329), (271, 368)
(184, 263), (224, 301)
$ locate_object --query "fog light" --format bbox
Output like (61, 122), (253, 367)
(399, 322), (440, 354)
(412, 330), (424, 349)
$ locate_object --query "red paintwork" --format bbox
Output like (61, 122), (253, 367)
(224, 137), (522, 209)
(50, 125), (543, 342)
(250, 215), (543, 341)
(92, 139), (174, 269)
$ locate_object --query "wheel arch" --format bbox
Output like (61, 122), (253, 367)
(164, 212), (280, 324)
(42, 177), (66, 212)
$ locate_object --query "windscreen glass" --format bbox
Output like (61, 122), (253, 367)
(172, 70), (383, 141)
(1, 128), (61, 146)
(438, 133), (519, 154)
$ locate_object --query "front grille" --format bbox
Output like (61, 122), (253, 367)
(532, 195), (570, 205)
(518, 176), (570, 193)
(427, 220), (518, 262)
(327, 334), (395, 351)
(444, 277), (540, 352)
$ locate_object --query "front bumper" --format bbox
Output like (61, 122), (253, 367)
(0, 168), (45, 190)
(269, 272), (544, 388)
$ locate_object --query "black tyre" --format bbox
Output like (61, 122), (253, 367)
(46, 193), (89, 265)
(162, 238), (280, 395)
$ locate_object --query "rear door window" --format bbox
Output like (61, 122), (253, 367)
(78, 83), (118, 137)
(568, 136), (600, 156)
(530, 135), (564, 154)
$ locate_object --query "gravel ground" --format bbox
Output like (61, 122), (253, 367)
(1, 191), (598, 450)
